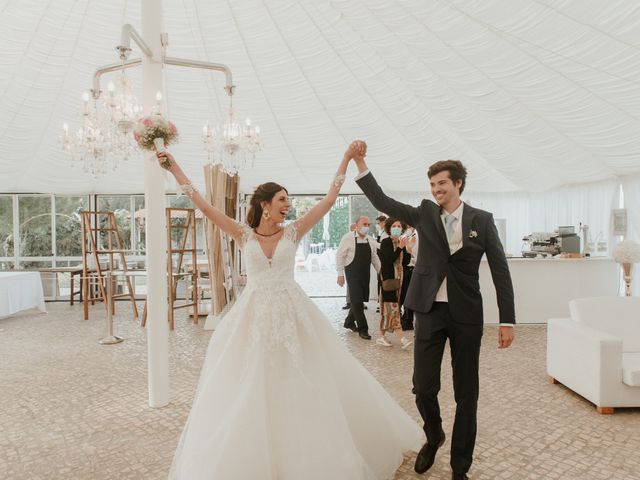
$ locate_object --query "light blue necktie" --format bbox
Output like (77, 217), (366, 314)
(444, 214), (457, 241)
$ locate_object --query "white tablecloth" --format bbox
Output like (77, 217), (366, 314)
(0, 271), (47, 318)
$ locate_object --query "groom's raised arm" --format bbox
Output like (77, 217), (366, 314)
(353, 157), (420, 227)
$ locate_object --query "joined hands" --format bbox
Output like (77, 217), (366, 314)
(346, 140), (367, 162)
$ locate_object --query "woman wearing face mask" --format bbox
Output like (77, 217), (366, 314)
(377, 217), (413, 349)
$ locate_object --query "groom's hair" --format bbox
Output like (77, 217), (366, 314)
(427, 160), (467, 194)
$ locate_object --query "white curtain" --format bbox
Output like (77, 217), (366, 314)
(621, 173), (640, 296)
(204, 164), (240, 316)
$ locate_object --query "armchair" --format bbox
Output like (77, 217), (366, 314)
(547, 296), (640, 413)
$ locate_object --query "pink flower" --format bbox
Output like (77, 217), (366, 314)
(142, 118), (152, 126)
(168, 122), (177, 134)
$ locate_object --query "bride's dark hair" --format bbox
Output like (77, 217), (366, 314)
(246, 182), (288, 228)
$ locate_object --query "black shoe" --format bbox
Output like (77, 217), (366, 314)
(358, 332), (371, 340)
(343, 322), (358, 332)
(414, 428), (445, 474)
(363, 304), (368, 310)
(342, 303), (351, 310)
(452, 474), (469, 480)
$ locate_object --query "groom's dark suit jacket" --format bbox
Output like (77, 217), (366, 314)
(357, 172), (515, 325)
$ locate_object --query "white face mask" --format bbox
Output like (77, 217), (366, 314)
(390, 227), (403, 237)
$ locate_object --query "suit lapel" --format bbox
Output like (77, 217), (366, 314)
(433, 207), (449, 251)
(460, 203), (476, 250)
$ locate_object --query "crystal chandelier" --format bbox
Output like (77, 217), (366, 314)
(60, 92), (112, 177)
(202, 97), (263, 176)
(103, 70), (142, 160)
(60, 64), (142, 177)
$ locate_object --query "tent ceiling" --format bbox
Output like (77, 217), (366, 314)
(1, 0), (640, 195)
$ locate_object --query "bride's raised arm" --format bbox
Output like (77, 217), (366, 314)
(294, 140), (366, 238)
(156, 151), (244, 243)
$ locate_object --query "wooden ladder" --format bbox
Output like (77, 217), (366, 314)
(141, 208), (199, 330)
(80, 211), (139, 320)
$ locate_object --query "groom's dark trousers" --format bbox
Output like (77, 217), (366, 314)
(414, 302), (483, 475)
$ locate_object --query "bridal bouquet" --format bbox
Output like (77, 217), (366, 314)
(133, 115), (179, 152)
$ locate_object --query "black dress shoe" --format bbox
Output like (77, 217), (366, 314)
(342, 303), (351, 310)
(452, 473), (469, 480)
(358, 332), (371, 340)
(414, 429), (445, 474)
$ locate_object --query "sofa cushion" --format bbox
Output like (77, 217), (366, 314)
(569, 297), (640, 352)
(622, 353), (640, 387)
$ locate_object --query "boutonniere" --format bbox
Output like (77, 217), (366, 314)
(469, 230), (478, 238)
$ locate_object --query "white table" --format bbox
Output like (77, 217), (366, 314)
(479, 257), (619, 324)
(0, 271), (47, 318)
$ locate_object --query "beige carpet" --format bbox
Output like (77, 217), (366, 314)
(1, 300), (639, 480)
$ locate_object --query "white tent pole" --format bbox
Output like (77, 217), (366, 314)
(142, 0), (169, 408)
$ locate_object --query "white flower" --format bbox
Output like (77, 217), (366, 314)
(612, 240), (640, 264)
(469, 230), (478, 238)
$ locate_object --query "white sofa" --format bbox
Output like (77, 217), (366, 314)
(547, 296), (640, 413)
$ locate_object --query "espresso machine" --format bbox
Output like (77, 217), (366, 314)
(521, 232), (560, 257)
(521, 226), (581, 257)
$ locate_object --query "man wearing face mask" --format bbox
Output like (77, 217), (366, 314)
(336, 216), (381, 340)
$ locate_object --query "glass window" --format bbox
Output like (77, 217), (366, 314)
(328, 197), (350, 248)
(349, 195), (379, 230)
(167, 194), (201, 252)
(0, 195), (13, 257)
(19, 260), (53, 270)
(55, 196), (88, 257)
(133, 195), (145, 254)
(18, 195), (52, 258)
(0, 260), (15, 270)
(97, 195), (132, 250)
(168, 194), (194, 209)
(288, 195), (349, 248)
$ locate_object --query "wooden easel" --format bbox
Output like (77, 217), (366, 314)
(80, 211), (139, 320)
(141, 208), (199, 330)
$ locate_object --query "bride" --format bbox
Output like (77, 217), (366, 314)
(158, 142), (423, 480)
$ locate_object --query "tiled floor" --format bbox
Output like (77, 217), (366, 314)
(1, 299), (639, 480)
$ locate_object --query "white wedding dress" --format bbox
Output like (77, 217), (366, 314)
(169, 222), (423, 480)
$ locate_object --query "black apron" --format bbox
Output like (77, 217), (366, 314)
(344, 237), (371, 304)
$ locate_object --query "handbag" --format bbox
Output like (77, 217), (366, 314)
(381, 248), (403, 292)
(381, 278), (401, 292)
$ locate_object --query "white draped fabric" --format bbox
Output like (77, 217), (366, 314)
(620, 173), (640, 296)
(1, 1), (640, 195)
(0, 272), (47, 318)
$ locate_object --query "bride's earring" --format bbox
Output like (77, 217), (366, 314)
(263, 209), (270, 220)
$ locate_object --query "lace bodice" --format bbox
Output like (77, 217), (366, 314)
(238, 221), (300, 287)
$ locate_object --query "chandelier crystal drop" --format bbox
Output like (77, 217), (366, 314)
(60, 67), (142, 177)
(202, 100), (263, 176)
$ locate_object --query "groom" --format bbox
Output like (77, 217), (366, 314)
(349, 142), (515, 480)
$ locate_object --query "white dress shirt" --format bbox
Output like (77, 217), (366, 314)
(435, 201), (464, 302)
(335, 231), (381, 274)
